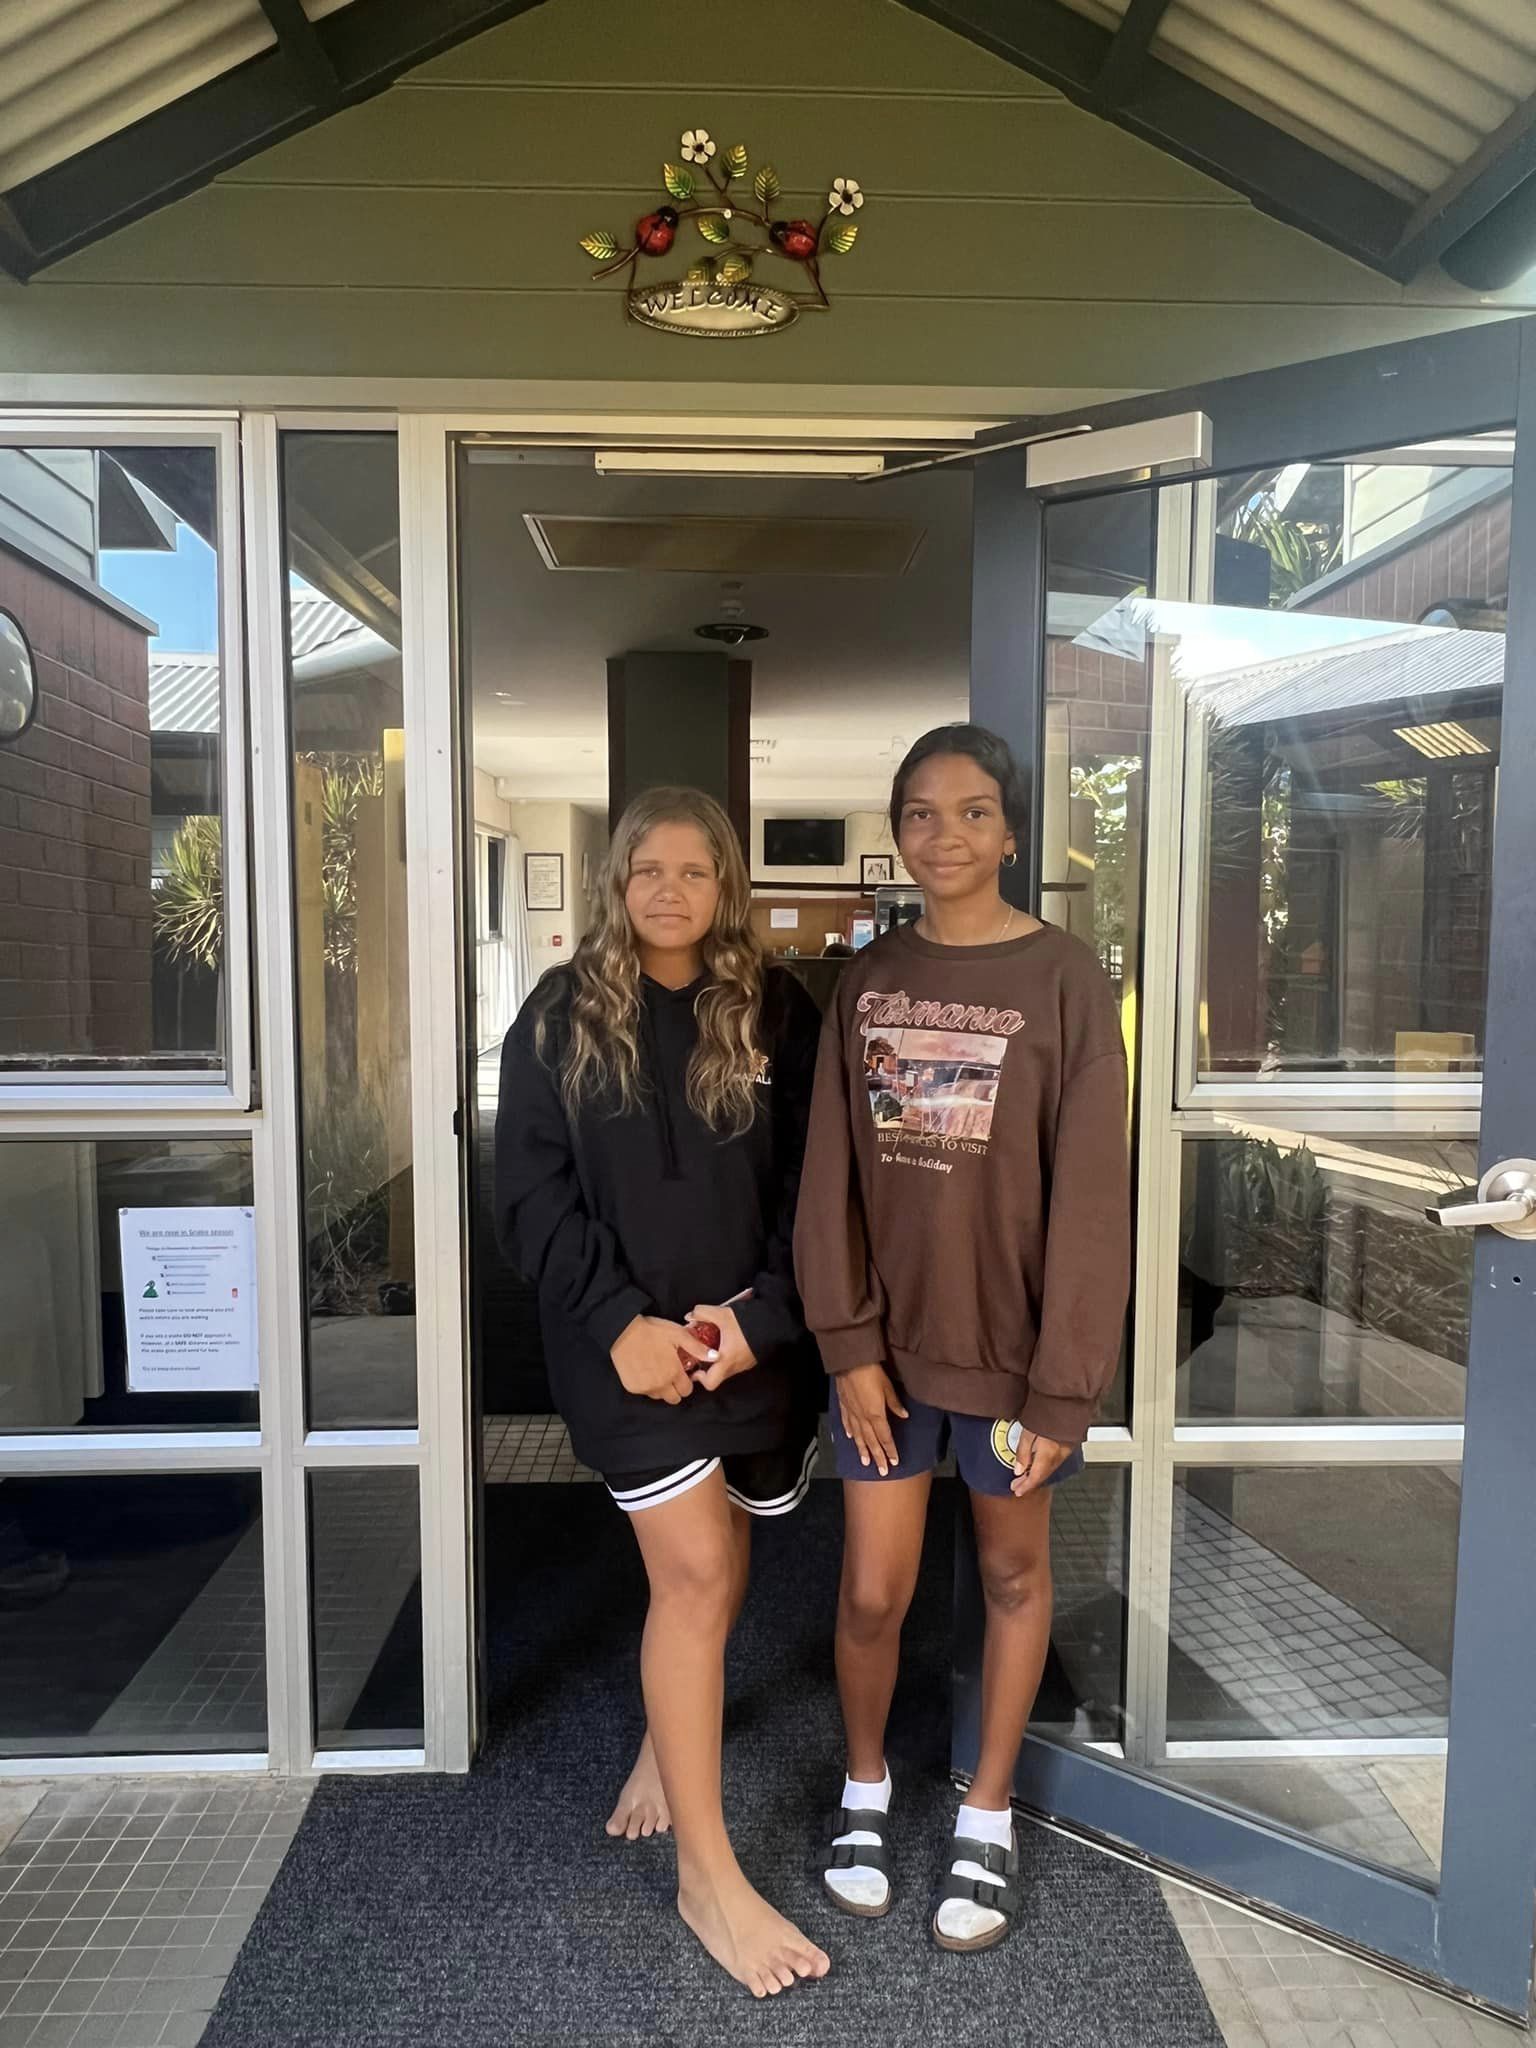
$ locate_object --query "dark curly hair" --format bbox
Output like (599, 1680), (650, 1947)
(888, 723), (1027, 841)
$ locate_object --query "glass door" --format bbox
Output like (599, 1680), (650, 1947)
(952, 317), (1536, 2015)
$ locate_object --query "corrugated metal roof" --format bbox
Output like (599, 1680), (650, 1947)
(288, 587), (369, 661)
(148, 652), (219, 735)
(1061, 0), (1536, 198)
(1195, 623), (1505, 726)
(147, 589), (381, 732)
(0, 0), (356, 192)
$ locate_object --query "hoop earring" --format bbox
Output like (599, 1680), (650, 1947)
(1001, 851), (1018, 869)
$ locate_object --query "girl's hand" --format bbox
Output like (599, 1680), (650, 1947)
(837, 1364), (909, 1476)
(687, 1304), (756, 1392)
(1011, 1430), (1074, 1497)
(611, 1316), (707, 1404)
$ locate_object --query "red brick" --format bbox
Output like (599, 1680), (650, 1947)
(18, 871), (75, 911)
(90, 782), (135, 825)
(67, 671), (113, 720)
(42, 838), (87, 878)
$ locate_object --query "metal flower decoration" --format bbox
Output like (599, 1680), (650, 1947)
(579, 124), (868, 332)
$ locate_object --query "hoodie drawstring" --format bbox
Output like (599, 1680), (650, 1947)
(639, 996), (684, 1182)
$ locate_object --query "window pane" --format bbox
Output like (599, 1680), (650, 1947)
(280, 434), (415, 1429)
(308, 1469), (423, 1750)
(1178, 1133), (1475, 1422)
(1163, 1463), (1456, 1878)
(0, 443), (227, 1074)
(1033, 1464), (1128, 1744)
(0, 1472), (265, 1756)
(1187, 438), (1509, 1079)
(1042, 492), (1154, 1426)
(0, 1136), (257, 1432)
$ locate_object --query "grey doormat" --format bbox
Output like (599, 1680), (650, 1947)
(201, 1483), (1224, 2047)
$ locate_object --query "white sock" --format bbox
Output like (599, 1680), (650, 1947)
(825, 1765), (892, 1910)
(935, 1800), (1013, 1943)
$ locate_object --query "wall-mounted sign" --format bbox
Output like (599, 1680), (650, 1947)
(119, 1207), (258, 1394)
(581, 128), (867, 340)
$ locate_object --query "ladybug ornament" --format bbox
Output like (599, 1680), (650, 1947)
(769, 218), (819, 262)
(636, 206), (679, 256)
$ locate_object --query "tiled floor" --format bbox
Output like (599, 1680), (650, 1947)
(0, 1779), (311, 2048)
(1164, 1881), (1531, 2047)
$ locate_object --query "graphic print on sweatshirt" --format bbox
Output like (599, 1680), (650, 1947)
(855, 988), (1026, 1173)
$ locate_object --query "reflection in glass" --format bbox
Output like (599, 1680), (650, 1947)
(280, 434), (414, 1429)
(1178, 1134), (1475, 1423)
(308, 1469), (423, 1749)
(1164, 1463), (1456, 1878)
(1191, 441), (1503, 1080)
(0, 1137), (256, 1432)
(1032, 1465), (1128, 1744)
(0, 1472), (265, 1756)
(1042, 491), (1154, 1426)
(0, 444), (226, 1071)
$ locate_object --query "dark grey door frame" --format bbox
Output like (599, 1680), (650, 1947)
(960, 313), (1536, 2017)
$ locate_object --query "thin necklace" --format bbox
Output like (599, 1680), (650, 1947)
(919, 904), (1014, 945)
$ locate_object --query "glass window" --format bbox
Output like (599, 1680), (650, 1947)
(0, 1472), (265, 1757)
(280, 434), (415, 1430)
(1161, 1462), (1456, 1879)
(1184, 439), (1509, 1081)
(0, 442), (230, 1076)
(308, 1469), (422, 1749)
(1033, 1464), (1128, 1745)
(0, 1137), (257, 1433)
(1177, 1133), (1476, 1423)
(1041, 491), (1154, 1427)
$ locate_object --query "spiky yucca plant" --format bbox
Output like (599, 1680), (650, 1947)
(153, 815), (223, 969)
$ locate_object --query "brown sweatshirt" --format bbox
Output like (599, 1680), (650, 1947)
(793, 921), (1130, 1446)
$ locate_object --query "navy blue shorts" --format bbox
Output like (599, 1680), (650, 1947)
(831, 1393), (1084, 1497)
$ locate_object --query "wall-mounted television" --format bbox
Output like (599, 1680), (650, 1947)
(763, 817), (846, 867)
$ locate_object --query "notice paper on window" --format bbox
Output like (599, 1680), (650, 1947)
(119, 1207), (259, 1393)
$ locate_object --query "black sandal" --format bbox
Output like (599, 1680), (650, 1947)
(823, 1803), (894, 1919)
(931, 1834), (1020, 1952)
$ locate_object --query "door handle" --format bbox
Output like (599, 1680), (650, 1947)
(1425, 1159), (1536, 1240)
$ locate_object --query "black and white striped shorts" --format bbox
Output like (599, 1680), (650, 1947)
(605, 1432), (818, 1519)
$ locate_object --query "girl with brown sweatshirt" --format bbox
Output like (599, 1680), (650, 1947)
(794, 723), (1130, 1953)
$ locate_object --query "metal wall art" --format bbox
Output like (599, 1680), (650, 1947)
(580, 128), (866, 338)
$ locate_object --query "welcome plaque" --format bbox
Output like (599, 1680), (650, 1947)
(581, 127), (867, 341)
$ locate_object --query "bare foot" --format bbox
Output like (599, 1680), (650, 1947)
(678, 1870), (832, 1998)
(605, 1731), (671, 1840)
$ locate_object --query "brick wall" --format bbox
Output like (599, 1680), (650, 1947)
(1301, 492), (1510, 621)
(0, 542), (154, 1061)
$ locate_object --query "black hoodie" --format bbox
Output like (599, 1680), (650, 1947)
(494, 964), (823, 1471)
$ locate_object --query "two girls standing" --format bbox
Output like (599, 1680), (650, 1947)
(495, 729), (1129, 1997)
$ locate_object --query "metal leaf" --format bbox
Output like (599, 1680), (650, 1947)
(726, 143), (749, 180)
(663, 163), (695, 202)
(686, 264), (710, 285)
(827, 221), (859, 254)
(753, 164), (781, 204)
(718, 254), (752, 286)
(579, 231), (620, 261)
(696, 214), (731, 244)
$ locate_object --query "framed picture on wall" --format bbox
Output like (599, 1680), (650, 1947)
(861, 854), (895, 888)
(525, 852), (564, 912)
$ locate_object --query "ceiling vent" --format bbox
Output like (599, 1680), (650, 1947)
(522, 514), (924, 577)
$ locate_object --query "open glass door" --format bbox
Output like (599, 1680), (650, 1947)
(951, 317), (1536, 2015)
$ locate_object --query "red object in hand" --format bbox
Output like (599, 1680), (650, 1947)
(770, 219), (819, 261)
(680, 1320), (721, 1375)
(636, 206), (679, 255)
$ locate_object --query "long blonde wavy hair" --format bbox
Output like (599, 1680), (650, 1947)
(535, 786), (766, 1134)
